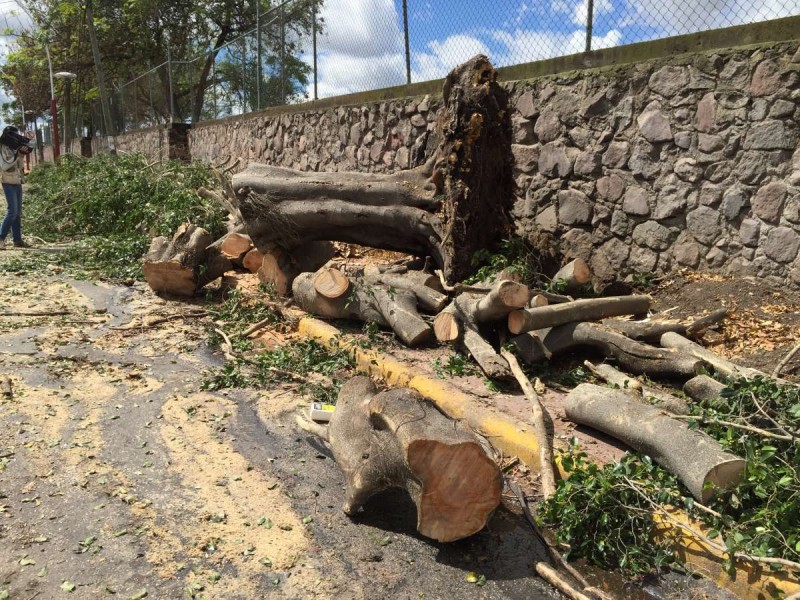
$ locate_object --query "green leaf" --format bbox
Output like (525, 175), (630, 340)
(129, 589), (148, 600)
(61, 581), (76, 593)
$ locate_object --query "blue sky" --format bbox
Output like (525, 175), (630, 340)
(312, 0), (800, 97)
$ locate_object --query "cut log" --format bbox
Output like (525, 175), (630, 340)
(583, 361), (689, 414)
(321, 377), (502, 541)
(433, 302), (461, 343)
(508, 295), (652, 335)
(660, 332), (768, 380)
(232, 55), (513, 284)
(604, 309), (728, 342)
(242, 248), (264, 273)
(552, 258), (591, 293)
(684, 375), (727, 402)
(208, 232), (253, 264)
(313, 267), (350, 299)
(2, 377), (12, 399)
(142, 224), (231, 296)
(530, 294), (549, 308)
(363, 264), (448, 313)
(435, 279), (529, 379)
(565, 383), (746, 502)
(512, 322), (705, 379)
(292, 272), (432, 347)
(257, 241), (336, 296)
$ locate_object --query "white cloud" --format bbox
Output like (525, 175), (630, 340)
(412, 34), (491, 82)
(494, 28), (622, 64)
(317, 0), (403, 57)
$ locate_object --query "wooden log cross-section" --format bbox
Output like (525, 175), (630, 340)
(297, 377), (502, 542)
(231, 55), (514, 285)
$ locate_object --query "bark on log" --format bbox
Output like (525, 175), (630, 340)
(508, 296), (652, 335)
(660, 332), (768, 381)
(684, 375), (727, 402)
(292, 272), (432, 347)
(363, 264), (448, 313)
(257, 241), (336, 296)
(434, 279), (529, 379)
(142, 224), (231, 296)
(552, 258), (591, 293)
(564, 383), (746, 502)
(232, 55), (513, 284)
(604, 309), (727, 342)
(583, 361), (690, 414)
(512, 322), (705, 379)
(324, 377), (502, 541)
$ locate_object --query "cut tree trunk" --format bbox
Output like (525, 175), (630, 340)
(564, 383), (746, 502)
(551, 258), (591, 293)
(232, 55), (513, 284)
(508, 295), (652, 335)
(434, 279), (529, 379)
(363, 264), (447, 313)
(143, 224), (231, 296)
(660, 332), (768, 380)
(292, 272), (432, 347)
(257, 241), (336, 296)
(313, 267), (350, 299)
(684, 374), (727, 402)
(207, 232), (253, 265)
(511, 322), (705, 379)
(604, 309), (727, 343)
(583, 360), (689, 414)
(242, 248), (264, 273)
(306, 376), (502, 542)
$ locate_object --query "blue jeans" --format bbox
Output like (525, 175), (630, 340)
(1, 183), (22, 244)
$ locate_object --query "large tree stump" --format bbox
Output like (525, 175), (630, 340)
(142, 224), (231, 296)
(232, 55), (513, 284)
(305, 377), (502, 542)
(564, 384), (746, 502)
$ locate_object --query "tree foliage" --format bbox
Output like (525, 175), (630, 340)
(1, 0), (319, 132)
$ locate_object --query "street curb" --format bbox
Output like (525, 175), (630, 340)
(297, 316), (800, 600)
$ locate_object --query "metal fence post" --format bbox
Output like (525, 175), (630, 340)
(256, 0), (262, 110)
(585, 0), (594, 52)
(280, 3), (286, 102)
(403, 0), (411, 84)
(167, 46), (175, 122)
(312, 1), (318, 100)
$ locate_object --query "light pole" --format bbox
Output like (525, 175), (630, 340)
(55, 72), (77, 155)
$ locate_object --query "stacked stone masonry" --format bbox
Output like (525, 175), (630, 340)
(134, 38), (800, 289)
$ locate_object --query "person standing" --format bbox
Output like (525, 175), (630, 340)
(0, 145), (28, 248)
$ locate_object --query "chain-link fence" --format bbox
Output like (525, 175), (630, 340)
(113, 0), (800, 133)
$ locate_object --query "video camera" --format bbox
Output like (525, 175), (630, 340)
(0, 126), (34, 155)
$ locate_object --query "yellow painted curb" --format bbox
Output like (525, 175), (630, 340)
(297, 316), (800, 600)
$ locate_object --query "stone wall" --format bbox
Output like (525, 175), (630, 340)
(509, 40), (800, 289)
(113, 126), (167, 162)
(118, 30), (800, 288)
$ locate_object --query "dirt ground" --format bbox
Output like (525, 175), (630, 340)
(2, 245), (779, 599)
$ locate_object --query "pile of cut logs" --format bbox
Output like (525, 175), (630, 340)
(138, 54), (795, 598)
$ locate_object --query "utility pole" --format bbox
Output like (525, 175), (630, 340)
(86, 0), (115, 140)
